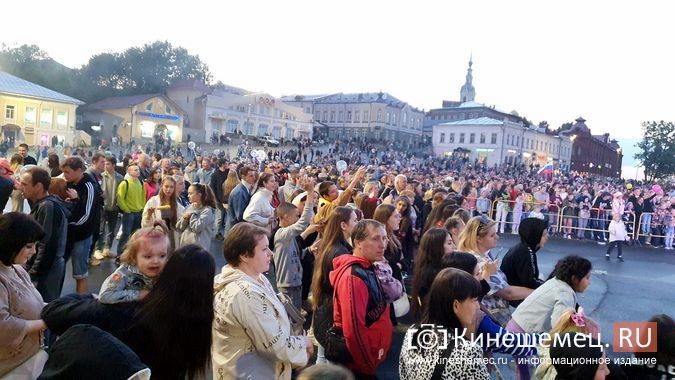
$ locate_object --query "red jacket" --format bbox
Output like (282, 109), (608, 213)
(330, 254), (392, 376)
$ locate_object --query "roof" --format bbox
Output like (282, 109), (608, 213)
(279, 94), (333, 102)
(457, 101), (486, 108)
(282, 92), (423, 111)
(82, 94), (159, 110)
(436, 117), (504, 126)
(0, 71), (84, 105)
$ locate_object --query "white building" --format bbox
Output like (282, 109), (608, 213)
(281, 92), (424, 143)
(432, 117), (573, 169)
(166, 80), (313, 143)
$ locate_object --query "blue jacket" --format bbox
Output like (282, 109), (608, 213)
(226, 182), (251, 231)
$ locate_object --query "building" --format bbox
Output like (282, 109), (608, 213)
(79, 94), (184, 144)
(432, 117), (573, 169)
(423, 58), (523, 139)
(0, 71), (84, 147)
(166, 80), (313, 143)
(429, 58), (573, 168)
(281, 92), (425, 143)
(561, 117), (623, 177)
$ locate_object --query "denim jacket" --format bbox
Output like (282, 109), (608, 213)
(99, 263), (152, 304)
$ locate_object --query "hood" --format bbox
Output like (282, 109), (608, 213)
(519, 217), (548, 251)
(214, 264), (248, 293)
(329, 254), (370, 287)
(46, 194), (72, 219)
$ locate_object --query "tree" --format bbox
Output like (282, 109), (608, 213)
(634, 121), (675, 181)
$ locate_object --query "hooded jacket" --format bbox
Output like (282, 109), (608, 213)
(329, 254), (392, 377)
(501, 218), (547, 307)
(27, 195), (71, 284)
(212, 265), (308, 380)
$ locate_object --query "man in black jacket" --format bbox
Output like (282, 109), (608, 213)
(210, 158), (229, 240)
(18, 143), (37, 165)
(21, 167), (71, 302)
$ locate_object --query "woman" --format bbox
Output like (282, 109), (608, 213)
(47, 153), (62, 177)
(509, 255), (594, 335)
(399, 268), (489, 380)
(501, 217), (548, 306)
(42, 244), (215, 380)
(9, 154), (24, 212)
(549, 332), (611, 379)
(177, 183), (216, 249)
(143, 167), (161, 201)
(243, 172), (277, 231)
(374, 204), (404, 280)
(212, 223), (312, 379)
(221, 168), (240, 234)
(457, 216), (533, 326)
(0, 212), (47, 378)
(143, 176), (185, 250)
(395, 196), (415, 270)
(411, 228), (455, 318)
(310, 207), (358, 363)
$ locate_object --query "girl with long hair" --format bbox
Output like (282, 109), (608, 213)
(9, 154), (24, 212)
(394, 195), (414, 269)
(373, 204), (404, 279)
(143, 167), (161, 201)
(310, 206), (358, 363)
(143, 176), (184, 250)
(411, 228), (455, 318)
(176, 183), (216, 249)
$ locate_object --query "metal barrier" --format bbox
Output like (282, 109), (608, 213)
(636, 212), (672, 247)
(486, 199), (561, 234)
(556, 206), (638, 241)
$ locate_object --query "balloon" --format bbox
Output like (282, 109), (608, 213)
(336, 160), (347, 173)
(188, 141), (196, 150)
(626, 183), (633, 190)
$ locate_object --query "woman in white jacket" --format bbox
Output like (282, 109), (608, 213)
(212, 222), (312, 380)
(176, 183), (215, 250)
(243, 173), (277, 232)
(143, 176), (184, 251)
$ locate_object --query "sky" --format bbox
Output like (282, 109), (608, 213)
(2, 0), (673, 176)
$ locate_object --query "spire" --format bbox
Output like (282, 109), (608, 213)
(460, 56), (476, 103)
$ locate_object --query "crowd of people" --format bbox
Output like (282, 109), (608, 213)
(0, 139), (673, 379)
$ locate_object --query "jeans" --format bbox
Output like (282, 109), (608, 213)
(641, 213), (652, 234)
(70, 236), (93, 280)
(118, 212), (142, 254)
(96, 209), (119, 251)
(665, 226), (674, 248)
(215, 203), (226, 235)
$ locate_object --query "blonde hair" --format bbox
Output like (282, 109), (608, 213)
(120, 221), (170, 266)
(541, 310), (593, 348)
(456, 216), (497, 254)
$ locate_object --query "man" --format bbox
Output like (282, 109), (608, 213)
(117, 163), (146, 253)
(278, 169), (299, 204)
(315, 166), (366, 223)
(18, 143), (38, 165)
(210, 158), (229, 240)
(86, 153), (106, 264)
(195, 157), (215, 185)
(61, 156), (101, 294)
(94, 156), (123, 260)
(225, 166), (257, 232)
(330, 220), (393, 378)
(137, 153), (151, 182)
(21, 167), (70, 302)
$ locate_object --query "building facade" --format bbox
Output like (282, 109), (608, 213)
(281, 92), (424, 143)
(166, 80), (313, 143)
(79, 94), (185, 143)
(0, 71), (83, 147)
(432, 117), (573, 169)
(562, 117), (623, 177)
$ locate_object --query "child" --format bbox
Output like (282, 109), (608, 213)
(607, 212), (629, 261)
(177, 183), (216, 249)
(529, 204), (545, 220)
(274, 177), (316, 309)
(99, 222), (170, 304)
(476, 190), (490, 215)
(577, 197), (592, 239)
(664, 208), (675, 250)
(512, 192), (524, 235)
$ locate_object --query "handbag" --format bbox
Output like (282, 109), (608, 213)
(393, 280), (410, 317)
(276, 292), (305, 336)
(324, 326), (353, 364)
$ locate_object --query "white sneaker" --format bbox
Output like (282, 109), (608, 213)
(103, 249), (114, 258)
(93, 250), (105, 260)
(90, 258), (102, 266)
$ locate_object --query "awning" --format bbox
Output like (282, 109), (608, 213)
(1, 124), (21, 132)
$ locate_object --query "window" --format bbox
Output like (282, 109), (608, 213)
(355, 110), (360, 122)
(146, 103), (152, 111)
(347, 111), (352, 122)
(166, 105), (172, 114)
(40, 108), (52, 127)
(337, 111), (342, 122)
(330, 111), (335, 122)
(392, 113), (396, 126)
(480, 133), (486, 144)
(226, 119), (239, 133)
(363, 110), (369, 122)
(322, 111), (328, 122)
(491, 133), (497, 144)
(315, 111), (320, 120)
(386, 112), (390, 124)
(516, 136), (519, 146)
(5, 105), (15, 119)
(440, 133), (445, 143)
(449, 133), (455, 143)
(56, 111), (68, 129)
(459, 133), (465, 143)
(507, 135), (511, 145)
(402, 113), (407, 126)
(24, 107), (36, 123)
(470, 133), (475, 144)
(305, 107), (310, 114)
(186, 96), (190, 103)
(377, 109), (381, 121)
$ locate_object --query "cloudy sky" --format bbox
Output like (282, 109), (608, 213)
(3, 0), (672, 175)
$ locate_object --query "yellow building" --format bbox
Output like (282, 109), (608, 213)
(80, 94), (185, 144)
(0, 71), (83, 147)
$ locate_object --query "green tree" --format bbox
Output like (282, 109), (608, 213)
(634, 121), (675, 181)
